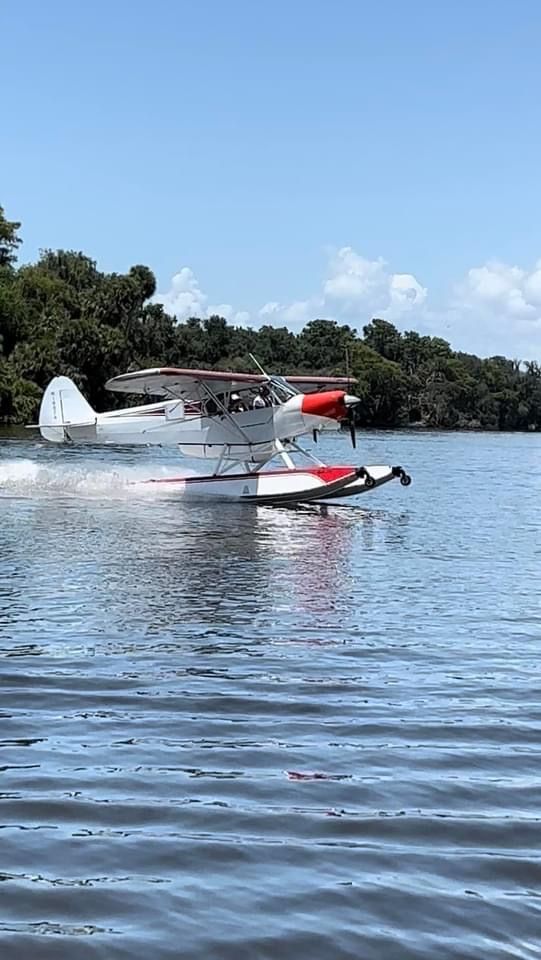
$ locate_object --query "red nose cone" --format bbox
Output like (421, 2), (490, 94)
(301, 390), (347, 421)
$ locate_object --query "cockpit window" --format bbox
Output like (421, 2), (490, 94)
(268, 376), (298, 402)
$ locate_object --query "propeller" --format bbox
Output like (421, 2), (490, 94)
(341, 406), (357, 448)
(347, 409), (357, 449)
(343, 393), (359, 449)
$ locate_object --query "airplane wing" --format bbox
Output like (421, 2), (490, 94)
(105, 368), (357, 402)
(285, 375), (357, 393)
(105, 367), (266, 402)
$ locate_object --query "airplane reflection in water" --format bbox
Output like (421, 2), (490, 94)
(0, 485), (411, 658)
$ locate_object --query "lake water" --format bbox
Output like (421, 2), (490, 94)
(0, 430), (540, 959)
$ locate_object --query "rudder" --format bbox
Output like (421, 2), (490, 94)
(39, 376), (97, 443)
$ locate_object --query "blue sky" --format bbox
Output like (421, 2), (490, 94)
(3, 0), (541, 357)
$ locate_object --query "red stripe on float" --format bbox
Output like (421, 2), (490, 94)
(143, 466), (356, 485)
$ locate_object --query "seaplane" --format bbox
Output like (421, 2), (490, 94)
(36, 359), (412, 505)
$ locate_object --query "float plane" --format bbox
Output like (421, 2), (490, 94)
(36, 363), (412, 504)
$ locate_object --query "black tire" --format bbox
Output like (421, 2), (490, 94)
(400, 473), (412, 486)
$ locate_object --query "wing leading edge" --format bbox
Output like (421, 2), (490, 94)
(105, 368), (266, 401)
(106, 367), (357, 401)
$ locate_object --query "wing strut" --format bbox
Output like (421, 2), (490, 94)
(199, 381), (255, 446)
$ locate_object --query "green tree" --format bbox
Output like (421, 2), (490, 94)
(363, 318), (403, 363)
(0, 206), (22, 267)
(298, 319), (356, 371)
(351, 342), (409, 427)
(2, 204), (541, 431)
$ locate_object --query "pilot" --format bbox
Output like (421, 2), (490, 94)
(252, 390), (266, 409)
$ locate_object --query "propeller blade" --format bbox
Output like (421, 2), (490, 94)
(349, 416), (357, 449)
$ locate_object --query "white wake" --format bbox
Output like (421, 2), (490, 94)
(0, 458), (195, 500)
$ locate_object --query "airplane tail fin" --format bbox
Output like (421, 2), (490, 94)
(39, 376), (97, 443)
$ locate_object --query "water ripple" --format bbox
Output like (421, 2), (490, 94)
(1, 432), (541, 958)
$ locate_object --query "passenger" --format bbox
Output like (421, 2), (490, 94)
(261, 385), (273, 406)
(252, 390), (266, 409)
(229, 392), (246, 413)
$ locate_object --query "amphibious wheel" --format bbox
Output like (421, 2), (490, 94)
(400, 473), (412, 486)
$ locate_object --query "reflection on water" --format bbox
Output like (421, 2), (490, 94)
(1, 431), (541, 959)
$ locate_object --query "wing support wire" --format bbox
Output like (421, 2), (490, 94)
(165, 377), (273, 474)
(198, 380), (260, 448)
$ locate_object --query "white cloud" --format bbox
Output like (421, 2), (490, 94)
(447, 260), (541, 357)
(389, 273), (428, 315)
(259, 301), (281, 318)
(323, 248), (427, 321)
(156, 245), (427, 331)
(209, 303), (250, 325)
(258, 298), (317, 327)
(524, 261), (541, 304)
(457, 262), (535, 318)
(154, 267), (248, 325)
(154, 267), (206, 319)
(323, 249), (387, 306)
(155, 249), (541, 359)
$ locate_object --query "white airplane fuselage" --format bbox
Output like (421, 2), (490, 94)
(38, 377), (344, 463)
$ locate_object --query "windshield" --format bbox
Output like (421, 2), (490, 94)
(268, 376), (299, 402)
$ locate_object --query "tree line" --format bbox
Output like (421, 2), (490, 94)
(1, 204), (541, 430)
